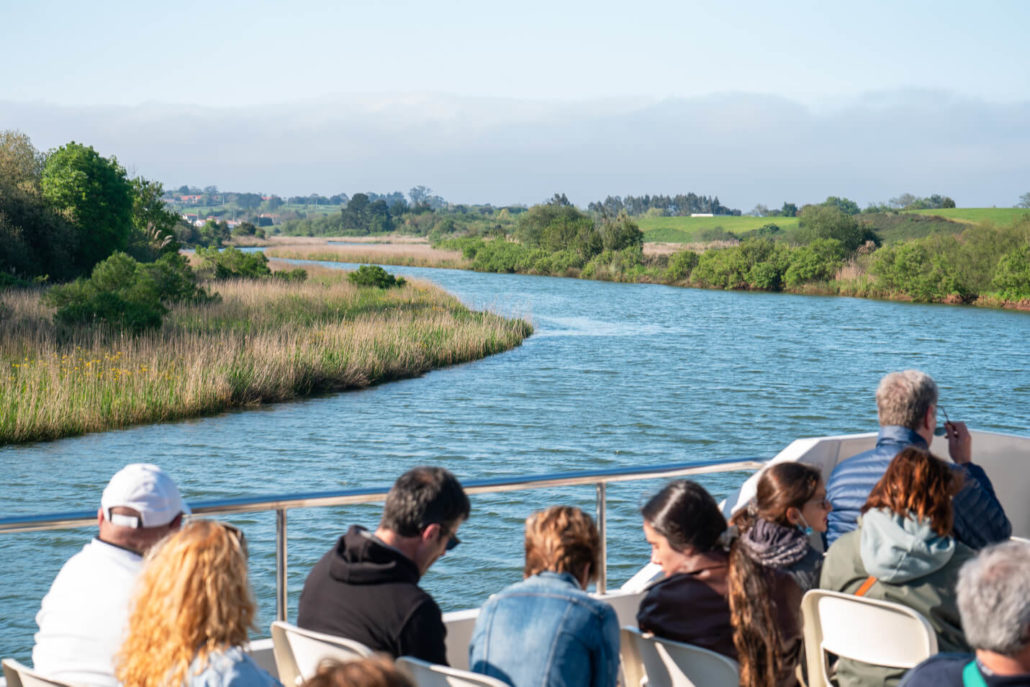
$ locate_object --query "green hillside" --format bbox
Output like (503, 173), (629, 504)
(639, 215), (800, 243)
(904, 207), (1030, 227)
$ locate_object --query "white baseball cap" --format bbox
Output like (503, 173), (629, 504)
(101, 463), (189, 528)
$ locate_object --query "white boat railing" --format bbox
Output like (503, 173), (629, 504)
(0, 458), (765, 621)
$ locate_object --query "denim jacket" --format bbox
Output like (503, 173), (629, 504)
(469, 571), (619, 687)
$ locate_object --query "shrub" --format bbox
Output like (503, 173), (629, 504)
(272, 268), (308, 282)
(43, 251), (211, 332)
(785, 238), (847, 287)
(347, 265), (406, 288)
(665, 250), (700, 282)
(195, 246), (271, 279)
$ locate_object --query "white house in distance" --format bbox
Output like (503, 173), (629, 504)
(691, 213), (714, 217)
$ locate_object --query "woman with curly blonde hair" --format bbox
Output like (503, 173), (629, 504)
(116, 520), (281, 687)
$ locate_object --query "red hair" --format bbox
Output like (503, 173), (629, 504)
(862, 447), (961, 536)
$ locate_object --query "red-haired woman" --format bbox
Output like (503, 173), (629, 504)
(820, 447), (975, 687)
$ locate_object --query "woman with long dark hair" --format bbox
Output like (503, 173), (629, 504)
(639, 480), (802, 687)
(730, 462), (830, 592)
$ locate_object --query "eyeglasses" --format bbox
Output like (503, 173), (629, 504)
(933, 405), (951, 437)
(445, 529), (461, 551)
(806, 496), (832, 510)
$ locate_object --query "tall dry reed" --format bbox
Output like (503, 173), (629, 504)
(0, 269), (531, 445)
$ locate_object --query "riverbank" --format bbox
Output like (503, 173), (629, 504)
(265, 236), (1030, 311)
(0, 262), (532, 445)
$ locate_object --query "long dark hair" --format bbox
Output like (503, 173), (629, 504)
(641, 480), (727, 552)
(643, 479), (789, 687)
(730, 462), (822, 531)
(728, 463), (820, 687)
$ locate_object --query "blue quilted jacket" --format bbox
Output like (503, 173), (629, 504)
(825, 426), (1011, 549)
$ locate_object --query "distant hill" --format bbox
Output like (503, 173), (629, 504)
(641, 208), (1030, 244)
(903, 207), (1030, 227)
(638, 215), (800, 242)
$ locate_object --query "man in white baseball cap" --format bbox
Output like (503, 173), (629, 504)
(33, 464), (188, 686)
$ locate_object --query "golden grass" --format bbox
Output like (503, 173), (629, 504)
(0, 264), (531, 445)
(266, 241), (467, 269)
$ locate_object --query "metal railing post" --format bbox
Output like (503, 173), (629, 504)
(276, 508), (287, 622)
(596, 482), (607, 594)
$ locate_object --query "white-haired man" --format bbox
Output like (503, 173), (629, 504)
(33, 463), (188, 687)
(826, 369), (1010, 549)
(901, 540), (1030, 686)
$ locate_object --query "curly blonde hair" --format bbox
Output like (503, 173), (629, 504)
(523, 505), (599, 582)
(116, 520), (255, 687)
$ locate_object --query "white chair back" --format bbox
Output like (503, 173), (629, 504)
(270, 621), (373, 686)
(620, 627), (739, 687)
(801, 589), (939, 687)
(442, 608), (480, 671)
(2, 659), (76, 687)
(395, 656), (509, 687)
(594, 590), (645, 629)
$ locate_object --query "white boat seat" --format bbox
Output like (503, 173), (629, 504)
(619, 626), (739, 687)
(395, 656), (508, 687)
(2, 659), (77, 687)
(270, 621), (373, 686)
(801, 589), (938, 687)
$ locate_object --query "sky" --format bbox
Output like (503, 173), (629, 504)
(2, 0), (1029, 209)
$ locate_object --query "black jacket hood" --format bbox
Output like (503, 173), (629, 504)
(329, 525), (421, 585)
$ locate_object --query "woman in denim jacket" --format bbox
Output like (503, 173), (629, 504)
(469, 506), (619, 687)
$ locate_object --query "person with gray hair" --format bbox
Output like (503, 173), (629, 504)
(900, 540), (1030, 686)
(825, 369), (1010, 548)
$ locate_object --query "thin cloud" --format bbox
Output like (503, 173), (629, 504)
(1, 91), (1026, 208)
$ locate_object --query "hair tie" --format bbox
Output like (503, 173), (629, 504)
(746, 499), (758, 517)
(717, 525), (739, 550)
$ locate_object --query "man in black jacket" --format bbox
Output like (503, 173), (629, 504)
(297, 466), (470, 664)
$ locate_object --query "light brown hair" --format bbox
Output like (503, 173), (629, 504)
(730, 462), (822, 530)
(524, 505), (600, 582)
(862, 447), (961, 536)
(116, 520), (254, 687)
(302, 657), (412, 687)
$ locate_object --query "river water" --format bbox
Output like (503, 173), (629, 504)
(2, 263), (1028, 660)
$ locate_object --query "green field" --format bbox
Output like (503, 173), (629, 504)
(904, 207), (1030, 227)
(638, 215), (801, 243)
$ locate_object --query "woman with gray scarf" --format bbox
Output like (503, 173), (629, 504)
(730, 462), (831, 593)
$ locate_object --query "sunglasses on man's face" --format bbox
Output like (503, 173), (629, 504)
(445, 533), (461, 551)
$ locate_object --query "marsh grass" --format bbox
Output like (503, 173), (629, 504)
(0, 265), (532, 445)
(266, 243), (467, 269)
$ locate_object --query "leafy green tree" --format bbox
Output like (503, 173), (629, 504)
(42, 142), (134, 274)
(126, 177), (181, 262)
(598, 211), (643, 252)
(797, 205), (875, 252)
(823, 196), (861, 215)
(780, 202), (798, 217)
(0, 131), (78, 281)
(991, 245), (1030, 300)
(1018, 192), (1030, 209)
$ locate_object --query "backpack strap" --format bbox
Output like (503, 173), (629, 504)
(854, 575), (878, 597)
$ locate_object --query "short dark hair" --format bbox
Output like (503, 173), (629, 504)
(379, 467), (470, 537)
(641, 480), (727, 553)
